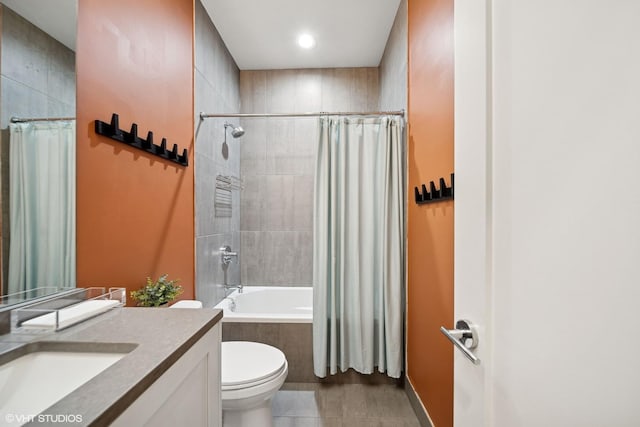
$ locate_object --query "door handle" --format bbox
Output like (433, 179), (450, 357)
(440, 319), (480, 365)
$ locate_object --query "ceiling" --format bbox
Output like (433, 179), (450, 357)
(201, 0), (402, 70)
(0, 0), (401, 70)
(1, 0), (76, 51)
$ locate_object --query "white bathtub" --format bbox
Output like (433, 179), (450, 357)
(214, 286), (312, 323)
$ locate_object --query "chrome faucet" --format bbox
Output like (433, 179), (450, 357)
(220, 246), (242, 294)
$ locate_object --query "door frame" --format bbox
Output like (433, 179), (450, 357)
(453, 0), (492, 425)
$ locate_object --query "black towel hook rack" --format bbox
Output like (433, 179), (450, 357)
(414, 173), (454, 204)
(94, 113), (189, 166)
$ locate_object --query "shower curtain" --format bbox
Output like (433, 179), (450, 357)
(8, 121), (76, 294)
(313, 116), (404, 378)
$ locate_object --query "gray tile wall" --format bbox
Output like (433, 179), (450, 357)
(238, 68), (379, 286)
(0, 6), (75, 128)
(379, 0), (407, 112)
(194, 0), (241, 307)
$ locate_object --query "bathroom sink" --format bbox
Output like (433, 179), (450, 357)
(0, 342), (135, 422)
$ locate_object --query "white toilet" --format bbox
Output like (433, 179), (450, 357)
(171, 300), (288, 427)
(221, 341), (288, 427)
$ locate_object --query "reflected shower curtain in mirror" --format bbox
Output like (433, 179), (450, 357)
(313, 116), (404, 378)
(8, 121), (76, 294)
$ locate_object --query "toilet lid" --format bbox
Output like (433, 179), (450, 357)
(221, 341), (287, 388)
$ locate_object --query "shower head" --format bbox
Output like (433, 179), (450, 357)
(232, 127), (245, 137)
(224, 122), (245, 138)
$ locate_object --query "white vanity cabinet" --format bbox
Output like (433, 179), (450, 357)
(110, 323), (221, 427)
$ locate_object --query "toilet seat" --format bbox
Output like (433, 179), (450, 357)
(221, 341), (287, 391)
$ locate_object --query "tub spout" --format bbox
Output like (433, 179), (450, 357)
(224, 283), (243, 294)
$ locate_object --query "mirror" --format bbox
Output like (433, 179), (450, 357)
(0, 0), (77, 306)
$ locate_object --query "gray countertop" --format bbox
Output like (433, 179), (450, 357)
(0, 307), (223, 427)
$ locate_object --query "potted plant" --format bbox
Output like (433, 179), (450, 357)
(130, 274), (183, 307)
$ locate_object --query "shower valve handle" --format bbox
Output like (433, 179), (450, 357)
(220, 246), (238, 265)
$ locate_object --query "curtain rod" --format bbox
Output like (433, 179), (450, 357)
(10, 116), (76, 123)
(199, 110), (405, 120)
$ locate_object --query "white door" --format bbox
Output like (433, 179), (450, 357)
(454, 1), (640, 426)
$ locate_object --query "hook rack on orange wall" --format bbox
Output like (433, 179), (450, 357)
(414, 173), (454, 204)
(94, 113), (189, 166)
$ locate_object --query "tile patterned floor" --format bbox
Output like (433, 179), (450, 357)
(272, 383), (421, 427)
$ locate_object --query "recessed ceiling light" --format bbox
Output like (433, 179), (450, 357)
(297, 34), (316, 49)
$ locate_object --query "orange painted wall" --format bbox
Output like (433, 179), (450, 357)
(76, 0), (195, 304)
(407, 0), (454, 426)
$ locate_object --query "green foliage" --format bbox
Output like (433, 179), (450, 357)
(130, 274), (183, 307)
